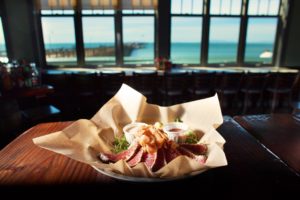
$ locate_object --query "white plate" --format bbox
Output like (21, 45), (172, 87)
(91, 165), (205, 182)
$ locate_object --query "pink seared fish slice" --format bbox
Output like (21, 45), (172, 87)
(142, 152), (157, 169)
(99, 143), (140, 163)
(179, 144), (208, 155)
(177, 146), (195, 158)
(151, 148), (166, 172)
(164, 143), (182, 163)
(177, 146), (207, 164)
(127, 148), (144, 167)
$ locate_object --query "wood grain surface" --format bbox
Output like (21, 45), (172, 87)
(0, 121), (115, 185)
(234, 114), (300, 175)
(0, 117), (298, 197)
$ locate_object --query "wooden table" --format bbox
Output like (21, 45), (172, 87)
(0, 117), (299, 197)
(1, 85), (54, 99)
(234, 114), (300, 175)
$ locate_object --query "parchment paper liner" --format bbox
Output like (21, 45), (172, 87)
(33, 84), (227, 178)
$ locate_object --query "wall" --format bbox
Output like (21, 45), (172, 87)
(3, 0), (37, 62)
(282, 0), (300, 67)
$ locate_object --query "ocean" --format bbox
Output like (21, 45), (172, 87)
(43, 42), (274, 65)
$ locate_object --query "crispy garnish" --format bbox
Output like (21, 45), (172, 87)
(135, 125), (168, 154)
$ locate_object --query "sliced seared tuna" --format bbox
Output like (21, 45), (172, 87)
(142, 151), (157, 170)
(151, 148), (166, 172)
(164, 143), (181, 163)
(127, 147), (144, 167)
(177, 145), (207, 165)
(179, 144), (207, 155)
(177, 146), (195, 159)
(99, 143), (140, 163)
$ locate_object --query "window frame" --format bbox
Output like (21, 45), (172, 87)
(170, 14), (203, 66)
(206, 0), (243, 67)
(37, 0), (284, 68)
(170, 1), (204, 67)
(242, 0), (282, 67)
(40, 11), (79, 67)
(121, 11), (157, 67)
(206, 14), (242, 67)
(81, 12), (116, 67)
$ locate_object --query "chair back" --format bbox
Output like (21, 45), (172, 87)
(163, 71), (188, 92)
(72, 73), (98, 94)
(216, 72), (244, 92)
(192, 71), (216, 91)
(132, 71), (157, 92)
(241, 73), (267, 91)
(100, 71), (125, 95)
(42, 73), (73, 93)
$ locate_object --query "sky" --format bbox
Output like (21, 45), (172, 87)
(41, 16), (278, 44)
(82, 17), (115, 43)
(40, 0), (280, 44)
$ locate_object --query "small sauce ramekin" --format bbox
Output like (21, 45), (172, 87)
(123, 122), (147, 144)
(163, 122), (188, 142)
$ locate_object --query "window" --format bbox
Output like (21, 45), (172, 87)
(0, 17), (7, 63)
(39, 0), (157, 67)
(244, 0), (281, 64)
(37, 0), (283, 67)
(171, 0), (202, 65)
(82, 16), (115, 65)
(41, 16), (77, 65)
(208, 0), (242, 64)
(122, 16), (155, 65)
(121, 1), (156, 65)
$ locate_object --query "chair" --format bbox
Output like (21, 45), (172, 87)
(158, 71), (188, 106)
(265, 72), (297, 113)
(71, 73), (101, 118)
(214, 72), (244, 115)
(0, 97), (61, 149)
(41, 73), (72, 120)
(132, 71), (158, 103)
(240, 72), (267, 114)
(22, 105), (61, 125)
(100, 71), (125, 102)
(189, 71), (215, 100)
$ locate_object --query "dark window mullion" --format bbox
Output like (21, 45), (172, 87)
(74, 9), (84, 66)
(33, 11), (47, 68)
(237, 0), (249, 66)
(115, 10), (123, 66)
(278, 0), (291, 66)
(272, 17), (281, 66)
(273, 0), (284, 66)
(154, 10), (158, 59)
(201, 0), (210, 66)
(157, 0), (171, 59)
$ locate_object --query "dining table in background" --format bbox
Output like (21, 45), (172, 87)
(0, 84), (54, 99)
(234, 114), (300, 175)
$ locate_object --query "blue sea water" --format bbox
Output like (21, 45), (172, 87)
(44, 42), (274, 64)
